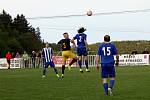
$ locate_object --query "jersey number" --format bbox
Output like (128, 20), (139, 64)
(102, 47), (111, 56)
(79, 36), (82, 42)
(63, 43), (66, 49)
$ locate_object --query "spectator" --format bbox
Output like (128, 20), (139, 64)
(142, 48), (149, 54)
(31, 51), (36, 68)
(12, 52), (15, 58)
(5, 51), (12, 69)
(37, 51), (42, 67)
(15, 52), (21, 58)
(22, 51), (29, 68)
(131, 50), (138, 54)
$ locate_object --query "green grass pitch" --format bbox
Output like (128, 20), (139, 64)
(0, 66), (150, 100)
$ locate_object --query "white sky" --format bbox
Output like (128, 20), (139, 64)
(1, 0), (150, 44)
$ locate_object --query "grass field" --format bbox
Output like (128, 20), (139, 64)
(0, 66), (150, 100)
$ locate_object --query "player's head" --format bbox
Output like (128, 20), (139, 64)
(78, 27), (86, 33)
(32, 51), (35, 54)
(45, 42), (49, 48)
(63, 32), (69, 39)
(104, 35), (110, 42)
(24, 51), (26, 54)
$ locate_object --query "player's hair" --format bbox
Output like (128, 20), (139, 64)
(78, 27), (86, 33)
(63, 32), (68, 35)
(45, 42), (51, 47)
(104, 35), (110, 42)
(45, 42), (49, 44)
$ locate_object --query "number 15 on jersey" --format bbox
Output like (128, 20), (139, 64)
(102, 47), (111, 56)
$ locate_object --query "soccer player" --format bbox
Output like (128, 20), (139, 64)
(42, 42), (59, 78)
(58, 32), (77, 78)
(72, 27), (90, 73)
(96, 35), (119, 96)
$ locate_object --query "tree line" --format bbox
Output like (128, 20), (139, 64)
(0, 10), (43, 57)
(88, 40), (150, 55)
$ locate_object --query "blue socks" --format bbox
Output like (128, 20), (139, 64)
(109, 80), (115, 89)
(103, 83), (108, 95)
(103, 80), (115, 95)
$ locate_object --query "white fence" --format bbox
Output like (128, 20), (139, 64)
(0, 54), (149, 69)
(0, 58), (22, 69)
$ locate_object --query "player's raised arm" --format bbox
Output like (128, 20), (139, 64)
(72, 34), (77, 41)
(50, 48), (54, 58)
(57, 40), (62, 51)
(57, 39), (62, 44)
(70, 39), (76, 48)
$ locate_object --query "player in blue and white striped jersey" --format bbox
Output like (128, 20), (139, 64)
(42, 42), (59, 78)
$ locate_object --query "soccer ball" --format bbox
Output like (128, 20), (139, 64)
(87, 10), (92, 16)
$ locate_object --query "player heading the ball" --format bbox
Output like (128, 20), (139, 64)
(58, 32), (77, 78)
(72, 27), (90, 73)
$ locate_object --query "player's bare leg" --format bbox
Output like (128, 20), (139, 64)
(68, 57), (77, 70)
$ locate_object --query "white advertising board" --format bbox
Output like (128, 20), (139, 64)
(115, 54), (149, 66)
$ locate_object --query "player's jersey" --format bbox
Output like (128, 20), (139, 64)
(42, 47), (53, 63)
(58, 39), (71, 51)
(98, 42), (118, 64)
(73, 33), (87, 48)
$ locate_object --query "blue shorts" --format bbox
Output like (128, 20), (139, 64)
(77, 47), (88, 56)
(101, 62), (116, 78)
(44, 61), (55, 68)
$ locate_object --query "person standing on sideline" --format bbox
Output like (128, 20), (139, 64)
(11, 52), (15, 58)
(42, 42), (59, 78)
(5, 51), (12, 69)
(15, 52), (20, 58)
(58, 32), (77, 78)
(72, 27), (90, 73)
(96, 35), (119, 96)
(31, 51), (36, 68)
(22, 51), (29, 68)
(37, 51), (42, 67)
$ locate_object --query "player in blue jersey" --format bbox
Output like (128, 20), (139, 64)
(96, 35), (119, 96)
(42, 42), (59, 78)
(72, 27), (90, 73)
